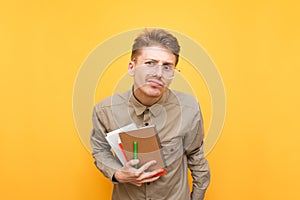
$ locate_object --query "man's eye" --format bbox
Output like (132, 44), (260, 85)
(145, 61), (155, 66)
(162, 65), (172, 71)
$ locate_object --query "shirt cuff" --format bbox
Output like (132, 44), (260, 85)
(191, 187), (206, 200)
(111, 173), (119, 184)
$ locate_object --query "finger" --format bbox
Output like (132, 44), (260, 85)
(137, 160), (157, 173)
(131, 182), (143, 187)
(125, 159), (139, 168)
(137, 168), (164, 181)
(132, 175), (159, 186)
(139, 175), (160, 184)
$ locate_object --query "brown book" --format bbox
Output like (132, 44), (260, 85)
(119, 126), (166, 173)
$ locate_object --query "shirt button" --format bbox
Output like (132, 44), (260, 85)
(144, 122), (149, 126)
(147, 182), (150, 185)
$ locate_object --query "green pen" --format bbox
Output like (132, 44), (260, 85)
(133, 141), (138, 169)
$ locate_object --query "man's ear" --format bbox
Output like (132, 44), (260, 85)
(128, 61), (135, 76)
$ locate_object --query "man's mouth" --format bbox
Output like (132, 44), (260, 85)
(147, 79), (164, 87)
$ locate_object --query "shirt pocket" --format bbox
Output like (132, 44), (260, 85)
(161, 137), (184, 167)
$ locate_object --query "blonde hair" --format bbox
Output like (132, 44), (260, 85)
(131, 29), (180, 65)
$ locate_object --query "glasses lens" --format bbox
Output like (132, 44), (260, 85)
(141, 64), (176, 79)
(163, 66), (175, 79)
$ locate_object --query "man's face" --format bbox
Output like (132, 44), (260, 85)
(128, 46), (177, 101)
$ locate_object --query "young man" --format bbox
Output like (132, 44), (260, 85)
(90, 29), (210, 200)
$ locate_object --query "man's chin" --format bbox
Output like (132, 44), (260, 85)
(145, 87), (165, 97)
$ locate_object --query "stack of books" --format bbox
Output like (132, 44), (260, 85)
(105, 123), (166, 174)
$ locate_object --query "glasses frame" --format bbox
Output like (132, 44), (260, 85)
(134, 59), (180, 80)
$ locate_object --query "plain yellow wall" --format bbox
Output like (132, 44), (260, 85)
(1, 0), (300, 199)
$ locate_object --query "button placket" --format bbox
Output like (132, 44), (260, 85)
(145, 181), (152, 200)
(143, 109), (151, 126)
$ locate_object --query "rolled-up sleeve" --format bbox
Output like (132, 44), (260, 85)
(90, 106), (122, 182)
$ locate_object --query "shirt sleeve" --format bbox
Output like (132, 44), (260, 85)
(184, 106), (211, 200)
(90, 106), (123, 183)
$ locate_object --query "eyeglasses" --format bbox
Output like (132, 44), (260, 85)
(139, 61), (179, 80)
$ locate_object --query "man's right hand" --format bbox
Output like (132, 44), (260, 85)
(114, 159), (164, 187)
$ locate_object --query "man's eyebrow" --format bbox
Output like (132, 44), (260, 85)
(144, 58), (175, 65)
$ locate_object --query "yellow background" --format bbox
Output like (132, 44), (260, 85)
(1, 0), (299, 199)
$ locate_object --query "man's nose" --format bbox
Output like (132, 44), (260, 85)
(154, 65), (163, 77)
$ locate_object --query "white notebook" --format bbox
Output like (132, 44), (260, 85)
(105, 123), (138, 165)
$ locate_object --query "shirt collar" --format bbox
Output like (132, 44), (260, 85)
(129, 86), (169, 117)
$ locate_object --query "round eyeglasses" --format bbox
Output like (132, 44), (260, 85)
(139, 62), (179, 80)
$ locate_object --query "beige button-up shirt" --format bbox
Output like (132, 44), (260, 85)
(91, 88), (210, 200)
